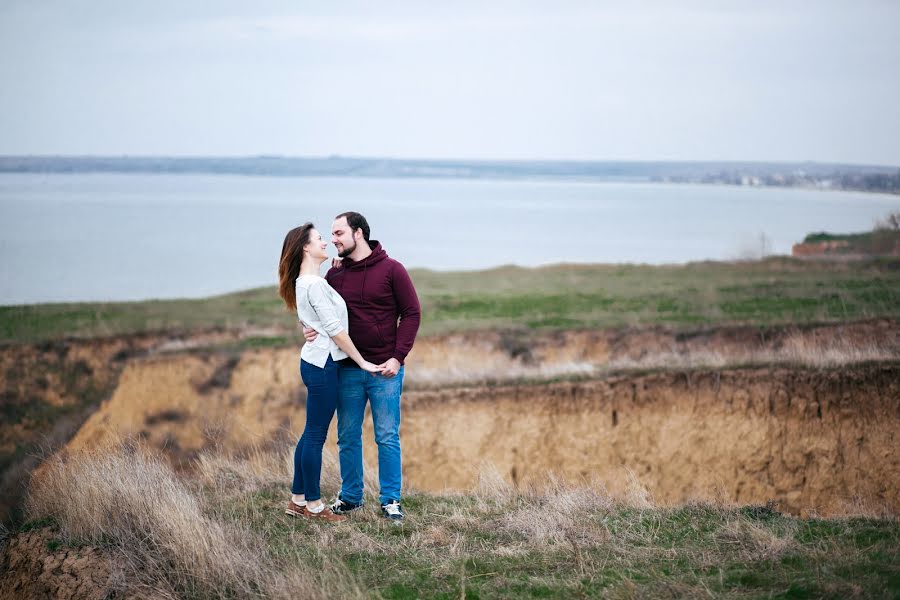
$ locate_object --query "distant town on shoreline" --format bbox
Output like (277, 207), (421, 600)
(1, 155), (899, 194)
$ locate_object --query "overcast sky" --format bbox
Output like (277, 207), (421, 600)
(1, 1), (899, 164)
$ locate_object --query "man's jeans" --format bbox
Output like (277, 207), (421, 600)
(336, 364), (404, 506)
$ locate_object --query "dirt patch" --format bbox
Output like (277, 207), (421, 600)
(0, 526), (145, 599)
(144, 409), (187, 426)
(193, 355), (241, 393)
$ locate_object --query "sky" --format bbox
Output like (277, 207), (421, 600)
(1, 1), (899, 165)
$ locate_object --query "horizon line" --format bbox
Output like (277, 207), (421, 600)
(1, 154), (898, 169)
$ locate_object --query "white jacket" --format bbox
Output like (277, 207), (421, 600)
(295, 275), (349, 368)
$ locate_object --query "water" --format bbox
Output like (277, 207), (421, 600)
(1, 173), (898, 305)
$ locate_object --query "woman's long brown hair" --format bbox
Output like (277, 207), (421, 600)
(278, 222), (315, 311)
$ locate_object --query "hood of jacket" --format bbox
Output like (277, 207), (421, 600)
(341, 240), (388, 270)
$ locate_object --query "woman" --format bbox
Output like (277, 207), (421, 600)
(278, 222), (382, 522)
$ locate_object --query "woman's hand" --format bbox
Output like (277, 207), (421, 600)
(360, 361), (384, 374)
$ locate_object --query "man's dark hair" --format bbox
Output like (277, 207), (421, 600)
(335, 211), (370, 242)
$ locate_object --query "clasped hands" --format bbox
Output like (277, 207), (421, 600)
(302, 326), (401, 377)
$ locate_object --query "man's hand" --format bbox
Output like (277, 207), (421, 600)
(302, 325), (318, 343)
(378, 358), (402, 378)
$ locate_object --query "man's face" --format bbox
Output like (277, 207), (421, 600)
(331, 217), (358, 258)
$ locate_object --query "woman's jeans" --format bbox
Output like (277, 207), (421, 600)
(336, 364), (404, 506)
(292, 356), (339, 501)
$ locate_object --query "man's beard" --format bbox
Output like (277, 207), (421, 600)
(338, 239), (356, 258)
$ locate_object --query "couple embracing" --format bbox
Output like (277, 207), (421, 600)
(277, 211), (420, 523)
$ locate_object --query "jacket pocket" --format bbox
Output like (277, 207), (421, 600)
(373, 320), (387, 346)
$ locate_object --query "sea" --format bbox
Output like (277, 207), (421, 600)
(1, 173), (898, 305)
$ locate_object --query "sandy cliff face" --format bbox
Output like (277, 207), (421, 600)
(3, 319), (897, 524)
(0, 329), (249, 523)
(65, 349), (305, 463)
(402, 365), (898, 516)
(63, 344), (899, 516)
(0, 338), (135, 525)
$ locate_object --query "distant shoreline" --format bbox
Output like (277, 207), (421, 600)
(1, 155), (898, 194)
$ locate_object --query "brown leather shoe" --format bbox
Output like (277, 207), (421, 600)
(285, 501), (307, 517)
(304, 506), (347, 522)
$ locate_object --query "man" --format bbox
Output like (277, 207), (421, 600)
(303, 211), (420, 521)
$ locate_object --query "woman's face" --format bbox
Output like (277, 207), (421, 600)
(305, 229), (329, 260)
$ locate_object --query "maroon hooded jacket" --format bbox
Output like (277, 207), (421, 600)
(325, 240), (421, 365)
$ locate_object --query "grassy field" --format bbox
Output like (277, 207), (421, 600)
(19, 445), (900, 599)
(2, 257), (900, 343)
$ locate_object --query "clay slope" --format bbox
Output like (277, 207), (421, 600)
(63, 344), (899, 516)
(0, 328), (247, 524)
(0, 527), (143, 600)
(403, 363), (899, 516)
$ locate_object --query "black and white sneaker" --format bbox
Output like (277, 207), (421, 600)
(381, 500), (405, 522)
(330, 495), (363, 515)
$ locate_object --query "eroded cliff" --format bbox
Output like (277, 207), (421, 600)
(63, 347), (899, 516)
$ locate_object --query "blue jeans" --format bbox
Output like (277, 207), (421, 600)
(337, 364), (404, 506)
(292, 356), (339, 501)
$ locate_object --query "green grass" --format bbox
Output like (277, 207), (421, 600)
(2, 257), (900, 344)
(398, 258), (899, 334)
(802, 229), (900, 255)
(803, 231), (872, 244)
(201, 486), (900, 599)
(0, 288), (290, 344)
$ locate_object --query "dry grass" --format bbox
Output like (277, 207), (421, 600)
(196, 436), (380, 501)
(605, 332), (898, 372)
(715, 518), (796, 562)
(775, 333), (899, 367)
(20, 444), (900, 599)
(499, 477), (613, 546)
(26, 441), (365, 599)
(406, 329), (899, 389)
(408, 355), (598, 388)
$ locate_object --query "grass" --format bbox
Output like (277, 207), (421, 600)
(803, 231), (873, 244)
(802, 229), (900, 255)
(2, 257), (900, 344)
(21, 443), (900, 599)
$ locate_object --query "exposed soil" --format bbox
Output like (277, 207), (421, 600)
(62, 344), (899, 517)
(0, 328), (257, 524)
(402, 363), (899, 516)
(0, 526), (147, 600)
(2, 319), (898, 530)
